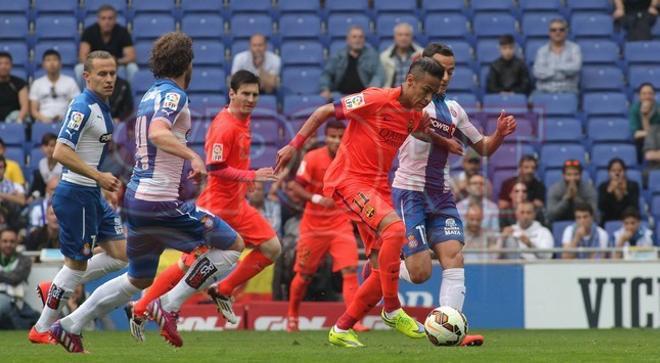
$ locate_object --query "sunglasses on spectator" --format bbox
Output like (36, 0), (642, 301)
(50, 86), (58, 99)
(564, 159), (580, 167)
(550, 27), (566, 33)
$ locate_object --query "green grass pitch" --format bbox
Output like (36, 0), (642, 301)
(7, 329), (660, 362)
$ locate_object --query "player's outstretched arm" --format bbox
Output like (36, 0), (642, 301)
(53, 142), (121, 191)
(472, 110), (517, 157)
(289, 178), (335, 208)
(149, 119), (206, 183)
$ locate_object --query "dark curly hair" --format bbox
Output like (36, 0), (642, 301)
(149, 32), (193, 79)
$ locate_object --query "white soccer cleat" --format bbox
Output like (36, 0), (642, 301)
(207, 286), (237, 324)
(124, 302), (146, 343)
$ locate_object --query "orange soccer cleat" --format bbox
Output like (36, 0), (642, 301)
(460, 334), (484, 347)
(286, 316), (299, 333)
(28, 326), (56, 345)
(352, 321), (370, 332)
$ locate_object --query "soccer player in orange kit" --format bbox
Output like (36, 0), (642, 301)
(276, 58), (448, 347)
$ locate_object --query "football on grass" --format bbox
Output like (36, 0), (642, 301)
(424, 306), (468, 346)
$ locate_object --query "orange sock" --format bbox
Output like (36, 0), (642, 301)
(218, 249), (273, 296)
(378, 222), (406, 312)
(133, 262), (185, 316)
(287, 273), (310, 318)
(336, 268), (382, 330)
(341, 272), (358, 308)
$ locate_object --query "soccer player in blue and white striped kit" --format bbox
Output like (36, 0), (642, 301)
(393, 44), (517, 346)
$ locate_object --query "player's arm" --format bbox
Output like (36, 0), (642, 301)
(148, 119), (206, 183)
(0, 189), (25, 206)
(53, 142), (120, 191)
(471, 111), (516, 157)
(290, 158), (335, 208)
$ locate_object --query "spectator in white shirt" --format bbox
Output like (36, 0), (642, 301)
(457, 174), (499, 231)
(613, 207), (654, 259)
(562, 202), (609, 259)
(501, 201), (554, 260)
(29, 49), (80, 123)
(231, 34), (281, 93)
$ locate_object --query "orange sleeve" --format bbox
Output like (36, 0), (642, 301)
(205, 123), (234, 166)
(334, 87), (386, 123)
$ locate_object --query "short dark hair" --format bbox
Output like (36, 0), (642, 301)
(407, 57), (445, 81)
(607, 157), (626, 171)
(638, 82), (655, 93)
(325, 119), (346, 133)
(499, 34), (515, 46)
(0, 51), (12, 63)
(621, 206), (641, 221)
(42, 49), (61, 61)
(97, 4), (117, 15)
(230, 70), (260, 92)
(41, 133), (57, 146)
(150, 32), (194, 79)
(574, 202), (593, 216)
(84, 50), (115, 73)
(519, 154), (538, 167)
(562, 159), (582, 173)
(422, 43), (454, 58)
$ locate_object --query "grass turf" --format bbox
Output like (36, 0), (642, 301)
(8, 329), (660, 362)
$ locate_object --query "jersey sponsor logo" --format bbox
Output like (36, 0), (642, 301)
(185, 257), (218, 289)
(444, 217), (462, 236)
(378, 128), (408, 144)
(99, 133), (112, 143)
(212, 143), (223, 161)
(163, 92), (181, 111)
(429, 117), (456, 137)
(344, 93), (365, 110)
(114, 217), (123, 235)
(67, 111), (85, 130)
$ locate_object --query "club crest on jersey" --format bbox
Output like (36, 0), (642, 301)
(407, 234), (418, 249)
(163, 92), (181, 111)
(364, 205), (376, 219)
(99, 133), (112, 143)
(200, 215), (214, 231)
(67, 111), (84, 130)
(212, 143), (223, 161)
(344, 93), (365, 110)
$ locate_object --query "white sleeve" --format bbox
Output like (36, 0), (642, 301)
(641, 230), (654, 247)
(598, 228), (609, 248)
(29, 79), (39, 101)
(452, 101), (484, 144)
(231, 52), (246, 74)
(68, 78), (81, 99)
(561, 226), (573, 247)
(535, 228), (555, 259)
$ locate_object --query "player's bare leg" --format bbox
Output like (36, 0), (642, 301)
(399, 249), (433, 284)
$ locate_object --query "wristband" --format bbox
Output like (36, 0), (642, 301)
(311, 194), (323, 204)
(290, 133), (307, 150)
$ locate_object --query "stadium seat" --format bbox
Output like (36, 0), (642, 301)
(552, 221), (573, 247)
(587, 118), (631, 143)
(250, 144), (278, 169)
(325, 0), (369, 15)
(603, 221), (623, 241)
(476, 39), (501, 65)
(227, 0), (272, 15)
(373, 0), (417, 14)
(628, 66), (660, 90)
(524, 39), (546, 64)
(591, 144), (637, 169)
(281, 67), (322, 95)
(482, 94), (528, 114)
(566, 0), (612, 14)
(447, 93), (479, 111)
(540, 144), (587, 169)
(31, 122), (61, 144)
(595, 168), (642, 188)
(34, 41), (77, 66)
(132, 70), (156, 96)
(424, 14), (470, 40)
(376, 14), (418, 39)
(571, 13), (613, 39)
(653, 195), (660, 217)
(520, 0), (562, 13)
(492, 169), (517, 199)
(279, 14), (322, 40)
(0, 123), (25, 145)
(0, 15), (29, 40)
(5, 146), (24, 165)
(188, 121), (211, 144)
(445, 41), (473, 66)
(578, 40), (620, 64)
(472, 0), (514, 13)
(192, 41), (225, 66)
(28, 147), (44, 169)
(486, 117), (535, 141)
(230, 14), (273, 39)
(649, 170), (660, 195)
(583, 93), (628, 117)
(131, 0), (176, 14)
(134, 41), (152, 67)
(35, 16), (78, 40)
(181, 14), (224, 39)
(488, 143), (536, 170)
(33, 0), (78, 14)
(278, 0), (321, 14)
(522, 13), (563, 39)
(421, 0), (466, 14)
(251, 118), (282, 145)
(283, 95), (328, 118)
(280, 41), (324, 66)
(132, 15), (176, 40)
(624, 41), (660, 65)
(179, 0), (223, 14)
(86, 0), (127, 14)
(0, 0), (30, 15)
(189, 68), (227, 94)
(0, 43), (28, 67)
(531, 93), (578, 117)
(450, 67), (478, 93)
(189, 94), (225, 120)
(473, 13), (517, 39)
(581, 66), (625, 91)
(543, 118), (583, 143)
(327, 13), (371, 40)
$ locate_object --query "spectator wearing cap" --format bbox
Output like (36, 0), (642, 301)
(598, 158), (640, 225)
(561, 202), (609, 259)
(29, 49), (80, 123)
(533, 18), (582, 94)
(498, 154), (546, 211)
(231, 34), (281, 94)
(0, 52), (28, 123)
(457, 174), (500, 231)
(0, 139), (25, 186)
(486, 34), (532, 95)
(613, 207), (654, 259)
(380, 22), (423, 88)
(547, 159), (597, 223)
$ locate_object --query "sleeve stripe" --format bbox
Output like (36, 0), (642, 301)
(333, 101), (345, 120)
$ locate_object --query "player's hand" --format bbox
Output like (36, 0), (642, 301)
(495, 110), (517, 137)
(255, 167), (279, 182)
(613, 8), (625, 19)
(188, 155), (207, 184)
(445, 137), (464, 156)
(97, 172), (121, 192)
(649, 6), (658, 16)
(275, 145), (296, 174)
(501, 226), (513, 237)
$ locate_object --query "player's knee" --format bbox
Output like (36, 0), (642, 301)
(228, 235), (245, 252)
(439, 247), (464, 269)
(259, 237), (281, 260)
(102, 240), (128, 262)
(408, 264), (432, 284)
(379, 216), (405, 237)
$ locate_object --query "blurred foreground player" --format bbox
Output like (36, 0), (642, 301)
(49, 32), (243, 352)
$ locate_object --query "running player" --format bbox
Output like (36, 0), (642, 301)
(49, 32), (243, 353)
(29, 50), (128, 345)
(126, 70), (279, 326)
(276, 58), (447, 348)
(393, 43), (517, 347)
(286, 120), (361, 333)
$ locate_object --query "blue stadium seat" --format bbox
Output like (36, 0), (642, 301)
(566, 0), (612, 13)
(476, 39), (501, 65)
(581, 66), (625, 91)
(0, 0), (30, 15)
(578, 40), (619, 64)
(472, 0), (514, 13)
(0, 43), (28, 67)
(591, 144), (637, 169)
(189, 94), (225, 120)
(492, 168), (517, 200)
(587, 118), (631, 143)
(189, 68), (227, 94)
(520, 0), (562, 12)
(486, 117), (535, 141)
(85, 0), (127, 14)
(0, 15), (29, 40)
(653, 19), (660, 38)
(279, 14), (322, 40)
(34, 41), (77, 66)
(84, 14), (127, 28)
(445, 41), (473, 66)
(325, 0), (369, 14)
(278, 0), (321, 14)
(251, 118), (282, 145)
(524, 39), (546, 64)
(649, 170), (660, 195)
(253, 95), (278, 116)
(189, 121), (210, 144)
(624, 41), (660, 65)
(132, 15), (176, 40)
(628, 66), (660, 90)
(595, 169), (642, 188)
(653, 195), (660, 217)
(571, 13), (613, 39)
(447, 93), (479, 110)
(473, 13), (517, 39)
(482, 94), (528, 114)
(421, 0), (465, 14)
(281, 67), (322, 95)
(134, 41), (152, 67)
(543, 118), (582, 142)
(227, 0), (272, 15)
(280, 41), (324, 66)
(583, 92), (628, 117)
(131, 0), (176, 14)
(190, 145), (206, 161)
(179, 0), (223, 14)
(181, 14), (224, 39)
(540, 144), (587, 168)
(552, 221), (573, 246)
(373, 0), (417, 14)
(450, 67), (478, 93)
(522, 13), (563, 39)
(28, 147), (44, 169)
(376, 14), (418, 39)
(132, 70), (156, 96)
(230, 14), (273, 39)
(34, 0), (78, 14)
(531, 93), (579, 117)
(192, 40), (225, 66)
(4, 146), (24, 165)
(489, 143), (536, 171)
(327, 13), (371, 39)
(283, 94), (328, 118)
(35, 16), (78, 40)
(31, 122), (61, 144)
(250, 144), (278, 169)
(425, 14), (470, 40)
(0, 123), (25, 145)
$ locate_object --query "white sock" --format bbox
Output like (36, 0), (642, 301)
(34, 265), (84, 332)
(399, 260), (412, 283)
(60, 273), (140, 334)
(80, 252), (127, 284)
(161, 249), (239, 312)
(439, 268), (465, 311)
(333, 325), (348, 333)
(384, 308), (402, 319)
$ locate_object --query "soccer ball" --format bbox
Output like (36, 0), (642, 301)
(423, 306), (468, 346)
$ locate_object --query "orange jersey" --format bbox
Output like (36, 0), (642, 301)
(197, 108), (251, 214)
(296, 145), (351, 230)
(323, 87), (423, 196)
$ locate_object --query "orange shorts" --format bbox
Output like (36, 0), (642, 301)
(294, 224), (358, 275)
(333, 183), (394, 256)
